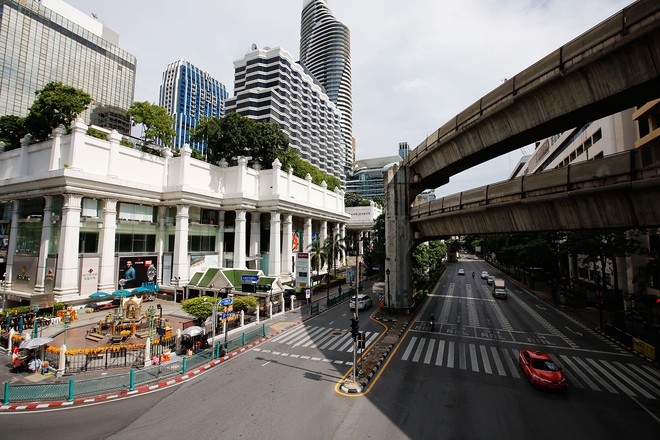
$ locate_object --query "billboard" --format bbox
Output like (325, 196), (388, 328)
(295, 252), (311, 289)
(118, 256), (158, 289)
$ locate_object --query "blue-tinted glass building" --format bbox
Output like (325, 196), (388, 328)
(159, 59), (228, 153)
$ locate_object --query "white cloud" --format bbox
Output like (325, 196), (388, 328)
(66, 0), (633, 194)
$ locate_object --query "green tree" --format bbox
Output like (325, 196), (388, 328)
(194, 113), (341, 190)
(0, 115), (27, 150)
(24, 82), (93, 142)
(323, 233), (347, 278)
(127, 101), (175, 147)
(363, 214), (386, 273)
(181, 296), (214, 321)
(231, 295), (259, 313)
(345, 192), (364, 207)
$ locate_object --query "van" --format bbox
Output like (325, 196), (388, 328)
(493, 279), (507, 299)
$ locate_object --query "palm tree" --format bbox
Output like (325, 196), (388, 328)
(307, 238), (327, 285)
(323, 234), (347, 299)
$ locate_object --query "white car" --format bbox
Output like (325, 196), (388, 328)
(458, 269), (465, 276)
(481, 271), (489, 279)
(350, 294), (372, 310)
(487, 276), (495, 285)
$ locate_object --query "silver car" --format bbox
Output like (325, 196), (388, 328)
(350, 294), (372, 310)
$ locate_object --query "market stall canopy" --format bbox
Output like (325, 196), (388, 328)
(112, 290), (132, 298)
(19, 337), (53, 350)
(180, 326), (204, 337)
(89, 291), (112, 299)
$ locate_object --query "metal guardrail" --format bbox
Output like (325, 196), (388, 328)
(2, 324), (267, 404)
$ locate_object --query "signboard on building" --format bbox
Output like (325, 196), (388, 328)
(295, 252), (311, 289)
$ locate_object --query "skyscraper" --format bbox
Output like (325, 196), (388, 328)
(0, 0), (136, 132)
(159, 59), (228, 153)
(300, 0), (353, 174)
(226, 46), (344, 181)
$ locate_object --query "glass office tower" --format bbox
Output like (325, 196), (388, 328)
(0, 0), (136, 131)
(159, 59), (228, 153)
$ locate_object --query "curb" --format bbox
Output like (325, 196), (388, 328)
(353, 317), (411, 391)
(0, 326), (296, 412)
(593, 326), (659, 368)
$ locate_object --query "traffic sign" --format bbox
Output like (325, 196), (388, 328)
(305, 289), (311, 299)
(241, 275), (259, 283)
(220, 298), (233, 306)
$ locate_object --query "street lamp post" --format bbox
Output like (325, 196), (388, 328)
(386, 268), (391, 314)
(210, 284), (217, 348)
(63, 310), (71, 346)
(1, 272), (6, 313)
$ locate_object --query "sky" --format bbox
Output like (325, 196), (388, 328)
(65, 0), (633, 197)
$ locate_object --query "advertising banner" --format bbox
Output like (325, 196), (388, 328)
(118, 256), (158, 289)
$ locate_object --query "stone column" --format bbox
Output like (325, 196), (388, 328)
(216, 211), (225, 267)
(340, 224), (347, 267)
(320, 221), (328, 271)
(54, 194), (83, 296)
(155, 206), (166, 285)
(96, 199), (118, 292)
(281, 214), (293, 276)
(268, 212), (281, 276)
(48, 126), (65, 171)
(233, 210), (247, 269)
(303, 218), (312, 254)
(107, 129), (122, 177)
(249, 212), (261, 266)
(333, 223), (341, 269)
(34, 196), (53, 294)
(19, 135), (30, 176)
(172, 205), (190, 284)
(68, 118), (88, 170)
(4, 200), (18, 290)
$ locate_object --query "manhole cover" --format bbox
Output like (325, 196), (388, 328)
(331, 330), (346, 336)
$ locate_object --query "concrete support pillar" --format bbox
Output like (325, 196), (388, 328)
(4, 200), (19, 290)
(172, 205), (189, 284)
(340, 224), (347, 267)
(281, 214), (293, 277)
(54, 194), (83, 296)
(34, 196), (53, 294)
(385, 166), (415, 310)
(233, 210), (247, 269)
(268, 212), (281, 277)
(216, 211), (225, 267)
(98, 199), (118, 292)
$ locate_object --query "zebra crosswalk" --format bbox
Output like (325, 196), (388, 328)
(400, 336), (660, 399)
(269, 324), (380, 353)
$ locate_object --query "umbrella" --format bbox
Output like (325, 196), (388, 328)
(89, 291), (112, 299)
(19, 337), (53, 350)
(180, 326), (204, 337)
(112, 290), (132, 298)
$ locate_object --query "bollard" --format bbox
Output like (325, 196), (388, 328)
(182, 357), (187, 375)
(3, 381), (9, 405)
(67, 378), (74, 402)
(129, 368), (135, 391)
(242, 332), (246, 346)
(262, 323), (266, 337)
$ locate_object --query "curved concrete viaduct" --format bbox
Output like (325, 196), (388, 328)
(385, 0), (660, 310)
(410, 144), (660, 237)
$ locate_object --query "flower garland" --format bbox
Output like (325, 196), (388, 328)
(47, 343), (147, 355)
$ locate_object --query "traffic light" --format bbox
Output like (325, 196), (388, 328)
(350, 317), (359, 339)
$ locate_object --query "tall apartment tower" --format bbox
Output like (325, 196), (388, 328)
(300, 0), (353, 174)
(159, 59), (228, 153)
(225, 46), (344, 181)
(0, 0), (136, 132)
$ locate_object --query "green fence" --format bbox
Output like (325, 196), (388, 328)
(2, 324), (267, 405)
(327, 288), (355, 307)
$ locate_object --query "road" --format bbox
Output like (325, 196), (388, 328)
(2, 264), (659, 439)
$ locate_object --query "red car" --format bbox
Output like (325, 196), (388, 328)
(518, 350), (567, 390)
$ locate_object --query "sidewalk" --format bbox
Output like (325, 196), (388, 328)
(0, 283), (353, 392)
